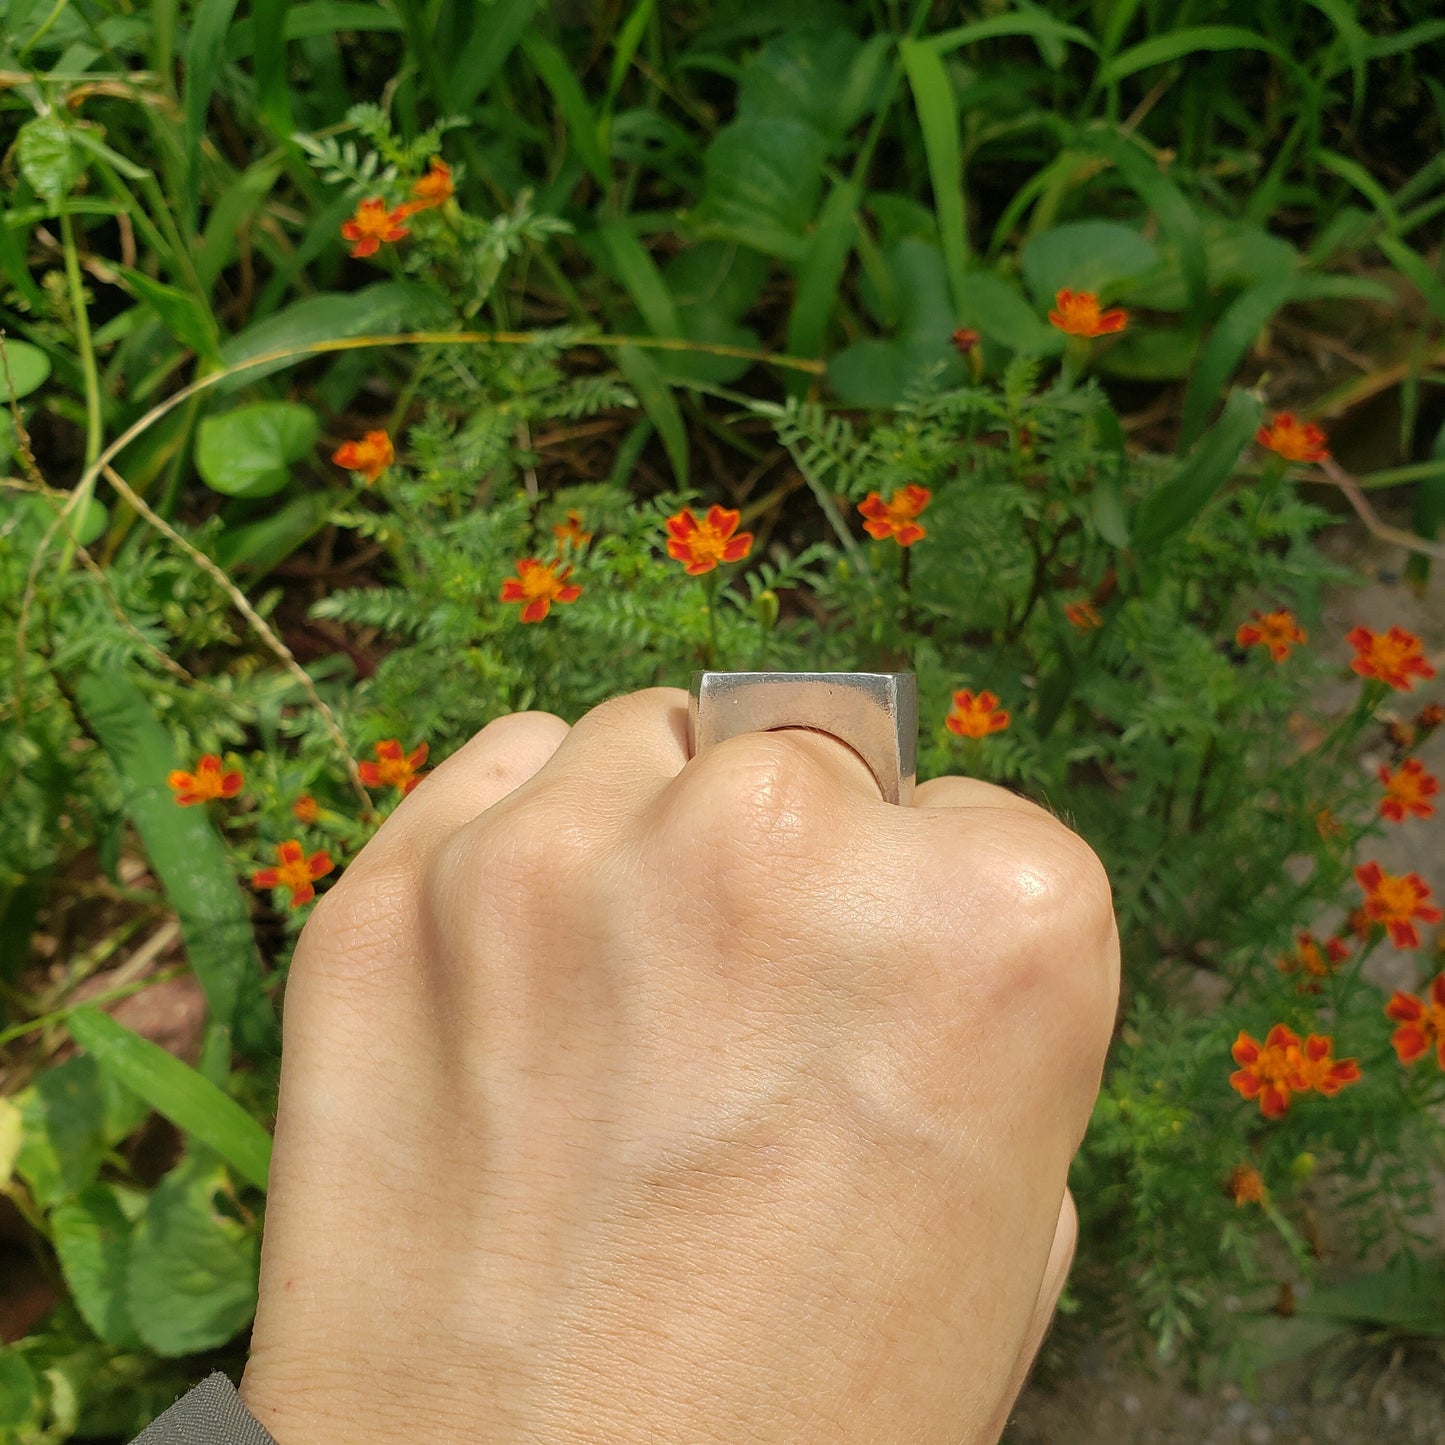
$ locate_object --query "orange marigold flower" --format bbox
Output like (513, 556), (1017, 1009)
(1230, 1024), (1303, 1118)
(1047, 288), (1127, 338)
(1378, 757), (1440, 823)
(332, 429), (395, 485)
(406, 157), (454, 212)
(358, 739), (429, 795)
(1065, 599), (1103, 632)
(1354, 861), (1444, 949)
(1417, 702), (1445, 732)
(340, 197), (411, 258)
(251, 839), (333, 909)
(665, 505), (753, 575)
(552, 509), (592, 549)
(1277, 931), (1350, 979)
(1236, 608), (1307, 662)
(945, 689), (1010, 740)
(1290, 1034), (1361, 1097)
(292, 794), (320, 824)
(499, 557), (583, 622)
(1225, 1164), (1269, 1207)
(1256, 413), (1329, 464)
(167, 754), (243, 806)
(857, 485), (932, 547)
(1385, 973), (1445, 1069)
(1347, 624), (1436, 692)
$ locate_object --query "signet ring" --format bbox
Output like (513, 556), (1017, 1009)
(687, 671), (917, 806)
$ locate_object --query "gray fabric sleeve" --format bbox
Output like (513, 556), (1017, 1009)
(130, 1372), (280, 1445)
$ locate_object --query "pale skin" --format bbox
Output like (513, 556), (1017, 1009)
(240, 687), (1120, 1443)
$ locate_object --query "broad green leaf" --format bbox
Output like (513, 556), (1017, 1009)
(0, 1351), (39, 1431)
(196, 158), (285, 291)
(16, 114), (85, 209)
(696, 117), (827, 259)
(737, 26), (865, 138)
(900, 39), (969, 307)
(615, 343), (688, 486)
(126, 1155), (261, 1356)
(0, 339), (51, 400)
(1099, 326), (1197, 381)
(596, 222), (683, 339)
(1295, 1259), (1445, 1335)
(658, 243), (768, 385)
(0, 211), (46, 308)
(13, 1054), (145, 1209)
(520, 33), (611, 189)
(786, 179), (862, 385)
(1178, 276), (1294, 450)
(195, 401), (320, 498)
(1098, 26), (1288, 85)
(51, 1184), (146, 1349)
(112, 265), (222, 364)
(0, 1096), (21, 1187)
(1020, 221), (1158, 307)
(957, 272), (1061, 355)
(1131, 388), (1263, 550)
(182, 0), (243, 228)
(219, 281), (452, 388)
(210, 492), (337, 576)
(68, 1008), (273, 1192)
(13, 493), (109, 549)
(70, 671), (276, 1050)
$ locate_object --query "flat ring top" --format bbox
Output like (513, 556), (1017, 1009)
(687, 671), (917, 806)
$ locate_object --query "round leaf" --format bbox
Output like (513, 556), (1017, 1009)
(1021, 221), (1159, 307)
(0, 340), (51, 400)
(196, 402), (320, 498)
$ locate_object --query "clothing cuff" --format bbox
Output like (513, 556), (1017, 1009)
(130, 1372), (280, 1445)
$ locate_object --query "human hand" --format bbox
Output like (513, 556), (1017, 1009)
(240, 687), (1119, 1442)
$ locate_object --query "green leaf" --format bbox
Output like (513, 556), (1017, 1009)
(182, 0), (243, 229)
(68, 1009), (273, 1192)
(1178, 275), (1294, 450)
(16, 114), (85, 209)
(249, 0), (292, 132)
(14, 1054), (145, 1209)
(596, 222), (683, 339)
(112, 265), (222, 364)
(70, 671), (276, 1050)
(51, 1184), (146, 1349)
(1131, 388), (1263, 551)
(0, 1350), (39, 1431)
(957, 271), (1062, 355)
(1098, 26), (1288, 85)
(1296, 1259), (1445, 1335)
(0, 338), (52, 400)
(899, 39), (969, 308)
(607, 0), (656, 104)
(786, 178), (862, 381)
(219, 281), (452, 388)
(450, 0), (544, 111)
(226, 0), (403, 55)
(1020, 221), (1159, 307)
(520, 33), (611, 189)
(210, 492), (337, 577)
(125, 1155), (261, 1356)
(0, 1096), (22, 1188)
(737, 26), (865, 138)
(195, 401), (320, 498)
(696, 117), (828, 260)
(932, 12), (1097, 61)
(615, 343), (688, 486)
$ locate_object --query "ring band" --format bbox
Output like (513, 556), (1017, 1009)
(688, 671), (917, 806)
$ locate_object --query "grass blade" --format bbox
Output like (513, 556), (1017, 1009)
(67, 1009), (272, 1193)
(182, 0), (244, 232)
(615, 342), (688, 486)
(899, 38), (969, 310)
(1099, 26), (1287, 86)
(249, 0), (292, 135)
(520, 33), (612, 190)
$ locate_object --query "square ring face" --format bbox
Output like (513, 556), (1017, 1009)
(688, 671), (917, 805)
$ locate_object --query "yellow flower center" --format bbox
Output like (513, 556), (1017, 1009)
(277, 854), (316, 890)
(1372, 873), (1419, 919)
(1252, 1043), (1297, 1087)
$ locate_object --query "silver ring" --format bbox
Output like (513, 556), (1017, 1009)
(688, 672), (917, 806)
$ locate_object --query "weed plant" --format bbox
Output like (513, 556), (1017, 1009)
(2, 0), (1445, 1434)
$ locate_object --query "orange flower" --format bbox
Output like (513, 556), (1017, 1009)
(1236, 609), (1307, 662)
(1256, 413), (1329, 464)
(1378, 757), (1440, 823)
(1347, 625), (1436, 692)
(340, 197), (411, 258)
(552, 510), (592, 549)
(1230, 1024), (1303, 1118)
(252, 839), (333, 909)
(857, 485), (932, 547)
(332, 429), (394, 485)
(499, 557), (583, 622)
(167, 754), (243, 806)
(951, 327), (981, 353)
(1047, 288), (1127, 338)
(665, 505), (753, 575)
(406, 157), (454, 212)
(1417, 702), (1445, 732)
(1225, 1164), (1269, 1207)
(1385, 973), (1445, 1069)
(292, 795), (320, 824)
(1354, 861), (1444, 949)
(945, 689), (1010, 740)
(1290, 1034), (1361, 1097)
(1065, 600), (1103, 632)
(358, 739), (429, 795)
(1277, 931), (1350, 979)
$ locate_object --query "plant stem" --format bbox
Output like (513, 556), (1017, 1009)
(703, 570), (719, 666)
(57, 203), (103, 573)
